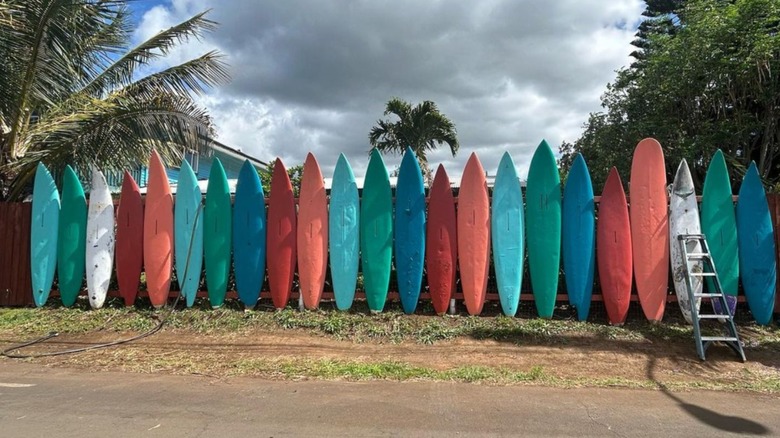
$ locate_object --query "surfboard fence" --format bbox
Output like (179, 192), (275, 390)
(2, 195), (780, 313)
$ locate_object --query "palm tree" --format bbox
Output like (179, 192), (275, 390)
(0, 1), (230, 199)
(368, 98), (459, 182)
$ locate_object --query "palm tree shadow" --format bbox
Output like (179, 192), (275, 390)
(647, 357), (770, 435)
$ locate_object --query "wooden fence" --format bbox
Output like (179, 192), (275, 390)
(2, 197), (780, 312)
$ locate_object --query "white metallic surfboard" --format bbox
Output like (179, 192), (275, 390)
(86, 167), (115, 309)
(669, 159), (702, 324)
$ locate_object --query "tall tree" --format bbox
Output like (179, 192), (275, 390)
(560, 0), (780, 189)
(0, 0), (229, 199)
(368, 98), (459, 182)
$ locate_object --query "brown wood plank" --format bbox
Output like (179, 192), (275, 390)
(17, 203), (33, 306)
(0, 203), (10, 305)
(8, 203), (24, 305)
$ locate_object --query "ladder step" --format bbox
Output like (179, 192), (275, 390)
(697, 314), (731, 319)
(689, 272), (717, 277)
(700, 336), (739, 342)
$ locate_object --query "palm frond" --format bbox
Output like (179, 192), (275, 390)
(81, 10), (219, 97)
(121, 51), (230, 100)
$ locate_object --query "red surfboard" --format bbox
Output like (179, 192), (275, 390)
(143, 150), (174, 308)
(426, 164), (457, 315)
(115, 171), (144, 306)
(297, 153), (328, 310)
(457, 153), (490, 315)
(267, 159), (297, 309)
(597, 167), (633, 325)
(630, 138), (669, 321)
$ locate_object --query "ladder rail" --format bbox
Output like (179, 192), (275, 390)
(676, 233), (745, 362)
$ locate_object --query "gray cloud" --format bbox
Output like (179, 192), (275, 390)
(136, 0), (644, 179)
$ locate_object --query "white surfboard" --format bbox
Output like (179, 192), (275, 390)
(669, 159), (702, 324)
(86, 167), (115, 309)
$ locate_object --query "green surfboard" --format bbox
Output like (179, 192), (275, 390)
(526, 140), (562, 318)
(204, 158), (232, 308)
(360, 149), (393, 312)
(57, 165), (87, 307)
(701, 150), (738, 302)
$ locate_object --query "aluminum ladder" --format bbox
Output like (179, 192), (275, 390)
(678, 234), (746, 362)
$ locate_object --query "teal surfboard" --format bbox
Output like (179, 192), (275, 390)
(526, 140), (562, 318)
(736, 162), (776, 325)
(491, 152), (524, 317)
(31, 163), (60, 307)
(562, 153), (595, 321)
(395, 148), (426, 314)
(57, 165), (86, 307)
(204, 158), (232, 308)
(361, 149), (393, 312)
(701, 149), (739, 315)
(174, 160), (203, 308)
(329, 154), (359, 310)
(233, 160), (266, 307)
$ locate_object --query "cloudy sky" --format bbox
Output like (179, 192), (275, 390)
(134, 0), (645, 179)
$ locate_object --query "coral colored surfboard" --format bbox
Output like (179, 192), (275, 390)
(30, 163), (60, 307)
(457, 153), (490, 316)
(736, 162), (776, 325)
(85, 167), (115, 309)
(115, 171), (144, 306)
(361, 149), (393, 313)
(526, 140), (562, 318)
(395, 148), (426, 314)
(174, 160), (203, 308)
(629, 138), (669, 322)
(329, 154), (359, 311)
(562, 153), (595, 321)
(491, 152), (524, 317)
(669, 159), (702, 324)
(143, 150), (174, 309)
(267, 159), (297, 309)
(57, 165), (87, 307)
(426, 165), (457, 316)
(701, 149), (738, 316)
(597, 167), (632, 326)
(233, 160), (266, 308)
(204, 158), (232, 308)
(297, 153), (328, 310)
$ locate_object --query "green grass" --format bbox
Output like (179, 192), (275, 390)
(1, 298), (778, 351)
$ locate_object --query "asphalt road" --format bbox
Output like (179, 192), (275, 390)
(0, 361), (777, 437)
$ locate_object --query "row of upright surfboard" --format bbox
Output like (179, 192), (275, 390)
(29, 139), (776, 325)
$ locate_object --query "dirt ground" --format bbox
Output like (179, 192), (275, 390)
(3, 321), (778, 391)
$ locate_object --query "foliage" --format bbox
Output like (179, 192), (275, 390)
(0, 0), (229, 199)
(560, 0), (780, 189)
(259, 158), (304, 196)
(369, 98), (459, 181)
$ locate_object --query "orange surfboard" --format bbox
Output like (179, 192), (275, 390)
(426, 164), (457, 315)
(267, 159), (297, 309)
(598, 167), (633, 325)
(457, 153), (490, 315)
(629, 138), (669, 321)
(143, 151), (174, 308)
(297, 153), (328, 310)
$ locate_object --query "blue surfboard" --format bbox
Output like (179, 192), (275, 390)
(30, 163), (60, 307)
(329, 154), (360, 310)
(736, 162), (776, 325)
(491, 152), (524, 317)
(174, 160), (203, 308)
(562, 153), (596, 320)
(233, 160), (266, 307)
(395, 148), (426, 314)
